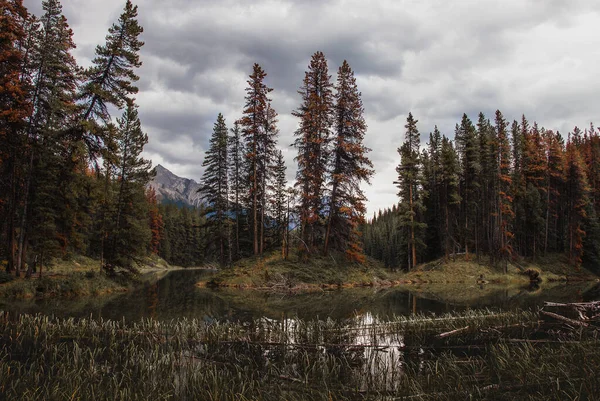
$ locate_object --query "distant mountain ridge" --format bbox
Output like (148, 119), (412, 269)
(148, 164), (203, 207)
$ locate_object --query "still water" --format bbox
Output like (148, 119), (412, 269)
(1, 269), (599, 322)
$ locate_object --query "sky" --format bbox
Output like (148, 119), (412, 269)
(24, 0), (600, 215)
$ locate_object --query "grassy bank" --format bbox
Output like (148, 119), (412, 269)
(200, 251), (398, 291)
(200, 251), (598, 292)
(1, 308), (599, 400)
(0, 255), (180, 299)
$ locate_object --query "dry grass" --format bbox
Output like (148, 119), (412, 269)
(1, 309), (599, 400)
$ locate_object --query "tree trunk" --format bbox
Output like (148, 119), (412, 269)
(409, 183), (416, 269)
(16, 151), (35, 275)
(253, 155), (258, 256)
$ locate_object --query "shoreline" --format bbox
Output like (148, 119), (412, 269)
(197, 252), (599, 294)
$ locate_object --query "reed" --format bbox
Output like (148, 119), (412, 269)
(0, 308), (597, 400)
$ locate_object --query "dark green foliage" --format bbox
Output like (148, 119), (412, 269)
(76, 0), (143, 158)
(158, 204), (206, 267)
(103, 101), (152, 274)
(395, 113), (427, 270)
(199, 113), (229, 266)
(270, 150), (287, 245)
(367, 111), (600, 271)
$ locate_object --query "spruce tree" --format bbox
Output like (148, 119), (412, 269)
(18, 0), (80, 276)
(104, 100), (152, 274)
(324, 60), (373, 259)
(293, 51), (334, 251)
(228, 120), (244, 259)
(240, 64), (272, 256)
(565, 134), (591, 266)
(199, 113), (229, 266)
(0, 0), (31, 274)
(395, 113), (426, 270)
(454, 114), (479, 258)
(270, 150), (287, 246)
(438, 136), (461, 260)
(76, 0), (143, 159)
(494, 110), (514, 271)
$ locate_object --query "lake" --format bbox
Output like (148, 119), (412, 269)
(1, 269), (598, 322)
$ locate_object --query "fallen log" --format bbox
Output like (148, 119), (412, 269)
(541, 311), (589, 327)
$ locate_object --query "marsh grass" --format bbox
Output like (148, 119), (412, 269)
(0, 309), (598, 400)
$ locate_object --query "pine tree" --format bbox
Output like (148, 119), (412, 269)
(324, 60), (373, 258)
(494, 110), (514, 271)
(565, 134), (591, 266)
(270, 150), (287, 246)
(104, 100), (152, 274)
(293, 51), (334, 252)
(259, 103), (279, 255)
(511, 119), (526, 256)
(422, 127), (442, 260)
(454, 114), (479, 258)
(228, 120), (244, 259)
(543, 130), (566, 254)
(523, 122), (547, 259)
(395, 113), (426, 270)
(0, 0), (31, 274)
(76, 0), (143, 159)
(17, 0), (80, 276)
(199, 113), (229, 266)
(240, 63), (272, 256)
(477, 112), (494, 257)
(439, 136), (461, 260)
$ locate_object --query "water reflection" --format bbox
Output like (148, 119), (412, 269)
(1, 269), (598, 323)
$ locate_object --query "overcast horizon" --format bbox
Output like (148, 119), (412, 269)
(24, 0), (600, 215)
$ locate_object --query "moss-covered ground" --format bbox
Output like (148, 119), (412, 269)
(200, 251), (599, 293)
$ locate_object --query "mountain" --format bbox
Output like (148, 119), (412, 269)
(148, 164), (203, 207)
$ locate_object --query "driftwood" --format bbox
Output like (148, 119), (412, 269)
(542, 301), (600, 326)
(540, 311), (589, 327)
(436, 326), (470, 339)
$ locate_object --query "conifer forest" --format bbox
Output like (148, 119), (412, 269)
(2, 0), (600, 276)
(3, 1), (600, 400)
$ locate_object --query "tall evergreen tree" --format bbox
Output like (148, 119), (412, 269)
(270, 150), (287, 246)
(422, 127), (442, 260)
(259, 103), (279, 255)
(199, 113), (229, 266)
(76, 0), (143, 159)
(293, 51), (334, 252)
(0, 0), (31, 274)
(324, 60), (373, 259)
(18, 0), (80, 276)
(493, 110), (513, 271)
(454, 114), (479, 258)
(228, 120), (244, 259)
(439, 136), (461, 260)
(104, 100), (151, 274)
(565, 135), (591, 266)
(240, 63), (271, 256)
(395, 113), (426, 270)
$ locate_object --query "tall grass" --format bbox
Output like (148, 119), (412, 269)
(0, 309), (598, 400)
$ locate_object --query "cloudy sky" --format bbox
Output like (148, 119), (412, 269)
(24, 0), (600, 215)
